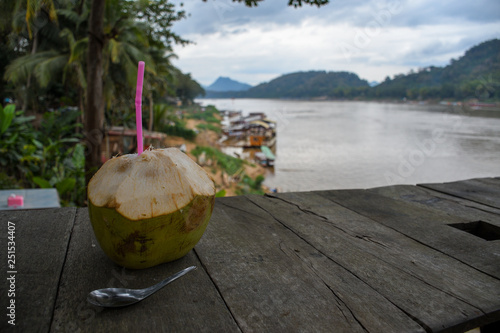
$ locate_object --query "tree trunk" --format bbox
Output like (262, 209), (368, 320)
(84, 0), (106, 184)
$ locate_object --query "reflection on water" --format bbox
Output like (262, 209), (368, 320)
(200, 99), (500, 192)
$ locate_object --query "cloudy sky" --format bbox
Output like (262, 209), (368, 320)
(169, 0), (500, 87)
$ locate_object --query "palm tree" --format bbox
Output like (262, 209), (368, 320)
(101, 14), (155, 118)
(6, 0), (192, 180)
(4, 7), (88, 113)
(13, 0), (58, 39)
(11, 0), (61, 111)
(144, 49), (177, 132)
(60, 27), (87, 115)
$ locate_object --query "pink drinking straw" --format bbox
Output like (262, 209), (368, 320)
(135, 61), (145, 154)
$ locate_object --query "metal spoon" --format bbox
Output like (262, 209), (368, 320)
(87, 265), (197, 307)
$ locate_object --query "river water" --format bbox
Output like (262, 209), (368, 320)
(198, 99), (500, 192)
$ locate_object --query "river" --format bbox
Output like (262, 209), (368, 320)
(198, 99), (500, 192)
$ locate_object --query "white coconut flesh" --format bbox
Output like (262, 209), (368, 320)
(88, 148), (215, 220)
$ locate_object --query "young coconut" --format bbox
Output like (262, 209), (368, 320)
(88, 148), (215, 269)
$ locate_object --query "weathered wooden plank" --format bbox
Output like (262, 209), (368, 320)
(50, 208), (240, 333)
(316, 188), (500, 280)
(249, 194), (498, 333)
(369, 184), (500, 248)
(266, 191), (500, 329)
(0, 208), (76, 333)
(198, 195), (453, 332)
(369, 184), (500, 223)
(419, 178), (500, 210)
(196, 196), (376, 332)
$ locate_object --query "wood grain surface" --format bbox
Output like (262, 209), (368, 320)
(1, 178), (499, 333)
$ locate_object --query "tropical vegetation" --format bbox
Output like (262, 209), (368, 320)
(1, 0), (201, 116)
(0, 0), (205, 205)
(0, 104), (85, 206)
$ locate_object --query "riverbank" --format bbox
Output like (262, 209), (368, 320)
(199, 97), (500, 109)
(198, 99), (500, 193)
(163, 107), (270, 196)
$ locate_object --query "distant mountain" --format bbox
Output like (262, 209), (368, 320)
(206, 77), (252, 92)
(369, 81), (379, 87)
(203, 71), (370, 99)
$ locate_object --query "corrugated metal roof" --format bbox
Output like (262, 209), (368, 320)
(261, 146), (275, 160)
(250, 120), (271, 129)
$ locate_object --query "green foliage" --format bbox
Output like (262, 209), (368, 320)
(151, 103), (198, 140)
(191, 114), (221, 123)
(236, 174), (266, 195)
(174, 69), (205, 105)
(369, 39), (500, 101)
(191, 145), (266, 195)
(191, 117), (221, 125)
(32, 176), (51, 188)
(196, 123), (221, 134)
(13, 0), (58, 39)
(191, 146), (244, 176)
(3, 0), (202, 115)
(0, 172), (20, 189)
(0, 107), (39, 184)
(215, 189), (226, 197)
(181, 104), (222, 133)
(0, 24), (19, 103)
(161, 123), (197, 140)
(152, 103), (174, 131)
(0, 104), (15, 134)
(0, 106), (85, 206)
(204, 105), (219, 114)
(35, 109), (85, 206)
(185, 104), (221, 124)
(128, 0), (190, 49)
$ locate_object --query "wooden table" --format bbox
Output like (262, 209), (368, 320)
(1, 177), (500, 332)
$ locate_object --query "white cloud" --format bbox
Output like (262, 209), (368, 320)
(170, 0), (500, 86)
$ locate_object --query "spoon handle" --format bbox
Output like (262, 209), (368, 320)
(142, 265), (197, 297)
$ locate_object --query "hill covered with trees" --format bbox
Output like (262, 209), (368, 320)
(370, 39), (500, 100)
(206, 71), (370, 98)
(247, 71), (369, 98)
(203, 39), (500, 101)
